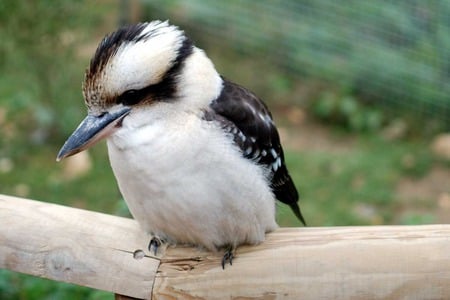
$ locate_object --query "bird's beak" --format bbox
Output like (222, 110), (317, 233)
(56, 107), (131, 161)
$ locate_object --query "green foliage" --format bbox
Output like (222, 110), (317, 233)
(398, 149), (434, 178)
(0, 0), (106, 153)
(313, 92), (384, 132)
(399, 213), (435, 225)
(0, 269), (112, 300)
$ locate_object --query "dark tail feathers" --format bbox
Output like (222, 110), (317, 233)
(290, 202), (307, 226)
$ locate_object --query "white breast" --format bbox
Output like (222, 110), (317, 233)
(106, 106), (277, 251)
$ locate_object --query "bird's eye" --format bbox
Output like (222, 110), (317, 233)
(117, 89), (142, 106)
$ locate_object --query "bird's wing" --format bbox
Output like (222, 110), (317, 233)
(207, 78), (306, 225)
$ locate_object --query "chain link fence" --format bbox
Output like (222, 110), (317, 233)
(142, 0), (450, 129)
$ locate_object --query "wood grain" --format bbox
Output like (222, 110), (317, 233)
(0, 194), (157, 299)
(1, 194), (449, 300)
(155, 226), (450, 299)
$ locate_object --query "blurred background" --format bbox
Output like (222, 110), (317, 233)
(1, 0), (449, 298)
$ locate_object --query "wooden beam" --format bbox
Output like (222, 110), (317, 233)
(1, 194), (450, 299)
(0, 194), (157, 299)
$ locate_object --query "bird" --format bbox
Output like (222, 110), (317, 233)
(57, 20), (305, 268)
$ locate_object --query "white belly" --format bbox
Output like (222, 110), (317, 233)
(107, 111), (277, 251)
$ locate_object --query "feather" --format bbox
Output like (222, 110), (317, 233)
(209, 78), (306, 225)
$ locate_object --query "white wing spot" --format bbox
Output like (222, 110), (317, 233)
(270, 148), (277, 158)
(252, 148), (261, 159)
(245, 146), (252, 155)
(244, 102), (257, 114)
(272, 161), (279, 172)
(258, 112), (266, 121)
(276, 157), (282, 168)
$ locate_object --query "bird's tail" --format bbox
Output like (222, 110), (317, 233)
(290, 202), (307, 226)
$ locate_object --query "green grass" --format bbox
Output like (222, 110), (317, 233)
(0, 143), (119, 213)
(277, 135), (435, 227)
(0, 269), (111, 300)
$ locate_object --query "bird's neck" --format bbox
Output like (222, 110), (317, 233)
(175, 47), (223, 112)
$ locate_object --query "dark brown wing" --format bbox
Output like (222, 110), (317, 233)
(208, 78), (306, 225)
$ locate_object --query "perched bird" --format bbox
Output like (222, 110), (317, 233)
(57, 21), (305, 268)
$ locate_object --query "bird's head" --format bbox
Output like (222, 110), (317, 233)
(57, 21), (219, 161)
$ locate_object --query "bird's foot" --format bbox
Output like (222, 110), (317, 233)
(221, 247), (234, 269)
(148, 236), (163, 256)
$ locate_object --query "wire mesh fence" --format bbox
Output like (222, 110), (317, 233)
(142, 0), (450, 128)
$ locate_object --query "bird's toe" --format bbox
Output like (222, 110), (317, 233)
(221, 247), (235, 269)
(148, 236), (163, 256)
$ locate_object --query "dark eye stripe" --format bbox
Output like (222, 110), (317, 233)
(117, 89), (144, 106)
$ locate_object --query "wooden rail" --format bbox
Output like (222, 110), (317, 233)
(1, 194), (449, 299)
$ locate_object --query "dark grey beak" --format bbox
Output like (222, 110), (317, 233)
(56, 107), (131, 161)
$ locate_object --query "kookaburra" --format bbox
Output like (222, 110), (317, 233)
(57, 20), (305, 268)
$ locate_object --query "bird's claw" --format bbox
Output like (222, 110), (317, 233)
(221, 248), (234, 269)
(148, 236), (162, 256)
